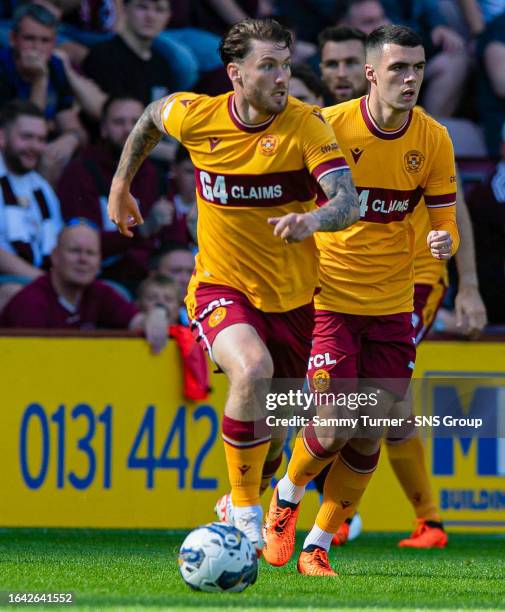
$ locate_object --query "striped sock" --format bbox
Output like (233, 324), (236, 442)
(387, 433), (440, 521)
(286, 423), (337, 488)
(222, 415), (270, 507)
(315, 443), (380, 534)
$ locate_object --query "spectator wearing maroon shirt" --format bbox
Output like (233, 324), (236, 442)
(57, 96), (174, 290)
(0, 220), (168, 352)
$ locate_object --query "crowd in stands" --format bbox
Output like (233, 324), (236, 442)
(0, 0), (503, 345)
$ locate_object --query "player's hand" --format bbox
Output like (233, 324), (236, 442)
(144, 307), (169, 354)
(108, 180), (144, 238)
(431, 26), (465, 53)
(268, 212), (320, 242)
(427, 230), (453, 260)
(454, 284), (488, 338)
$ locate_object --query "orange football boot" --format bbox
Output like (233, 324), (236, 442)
(297, 547), (338, 576)
(398, 519), (448, 548)
(262, 486), (300, 566)
(331, 521), (350, 547)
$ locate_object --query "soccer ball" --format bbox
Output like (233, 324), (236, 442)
(178, 522), (258, 592)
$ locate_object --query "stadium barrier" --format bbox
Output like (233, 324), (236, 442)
(0, 333), (503, 532)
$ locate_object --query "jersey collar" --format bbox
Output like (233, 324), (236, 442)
(228, 94), (276, 133)
(360, 96), (412, 140)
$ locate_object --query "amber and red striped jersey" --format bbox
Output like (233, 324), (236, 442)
(161, 92), (348, 315)
(317, 96), (458, 315)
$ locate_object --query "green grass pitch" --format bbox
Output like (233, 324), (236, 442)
(0, 529), (504, 610)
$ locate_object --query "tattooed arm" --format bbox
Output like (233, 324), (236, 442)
(108, 97), (167, 237)
(269, 168), (360, 242)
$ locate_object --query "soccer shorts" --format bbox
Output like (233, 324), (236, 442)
(190, 283), (314, 378)
(308, 310), (416, 399)
(412, 279), (447, 344)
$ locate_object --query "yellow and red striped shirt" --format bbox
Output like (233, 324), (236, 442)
(161, 92), (348, 314)
(317, 96), (457, 315)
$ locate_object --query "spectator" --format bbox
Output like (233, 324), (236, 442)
(0, 4), (87, 182)
(59, 0), (198, 91)
(166, 145), (197, 247)
(137, 272), (180, 325)
(152, 242), (195, 325)
(475, 12), (505, 156)
(273, 0), (336, 44)
(154, 242), (195, 299)
(157, 0), (224, 93)
(137, 273), (210, 399)
(0, 99), (62, 278)
(193, 0), (260, 36)
(337, 0), (388, 33)
(289, 63), (327, 106)
(466, 121), (505, 324)
(0, 220), (168, 352)
(458, 0), (505, 35)
(338, 0), (468, 117)
(318, 26), (368, 104)
(82, 0), (179, 106)
(57, 96), (173, 290)
(0, 275), (26, 314)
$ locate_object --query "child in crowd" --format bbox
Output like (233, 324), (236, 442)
(136, 274), (209, 400)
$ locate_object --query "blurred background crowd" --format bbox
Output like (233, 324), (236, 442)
(0, 0), (503, 346)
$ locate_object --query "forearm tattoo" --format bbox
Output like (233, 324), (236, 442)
(314, 169), (360, 231)
(114, 98), (166, 183)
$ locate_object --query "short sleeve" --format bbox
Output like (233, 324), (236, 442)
(302, 107), (349, 181)
(161, 92), (202, 142)
(424, 129), (457, 208)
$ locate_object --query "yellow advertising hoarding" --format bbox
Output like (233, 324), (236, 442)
(0, 337), (503, 532)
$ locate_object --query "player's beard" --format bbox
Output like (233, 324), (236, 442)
(333, 79), (368, 104)
(249, 85), (287, 116)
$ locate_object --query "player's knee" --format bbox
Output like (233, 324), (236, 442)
(229, 354), (274, 388)
(242, 356), (274, 381)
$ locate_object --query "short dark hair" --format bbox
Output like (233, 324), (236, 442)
(366, 25), (423, 57)
(12, 3), (59, 32)
(149, 241), (193, 271)
(219, 18), (292, 65)
(318, 25), (366, 53)
(291, 64), (328, 100)
(137, 273), (180, 300)
(0, 99), (45, 127)
(101, 96), (144, 122)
